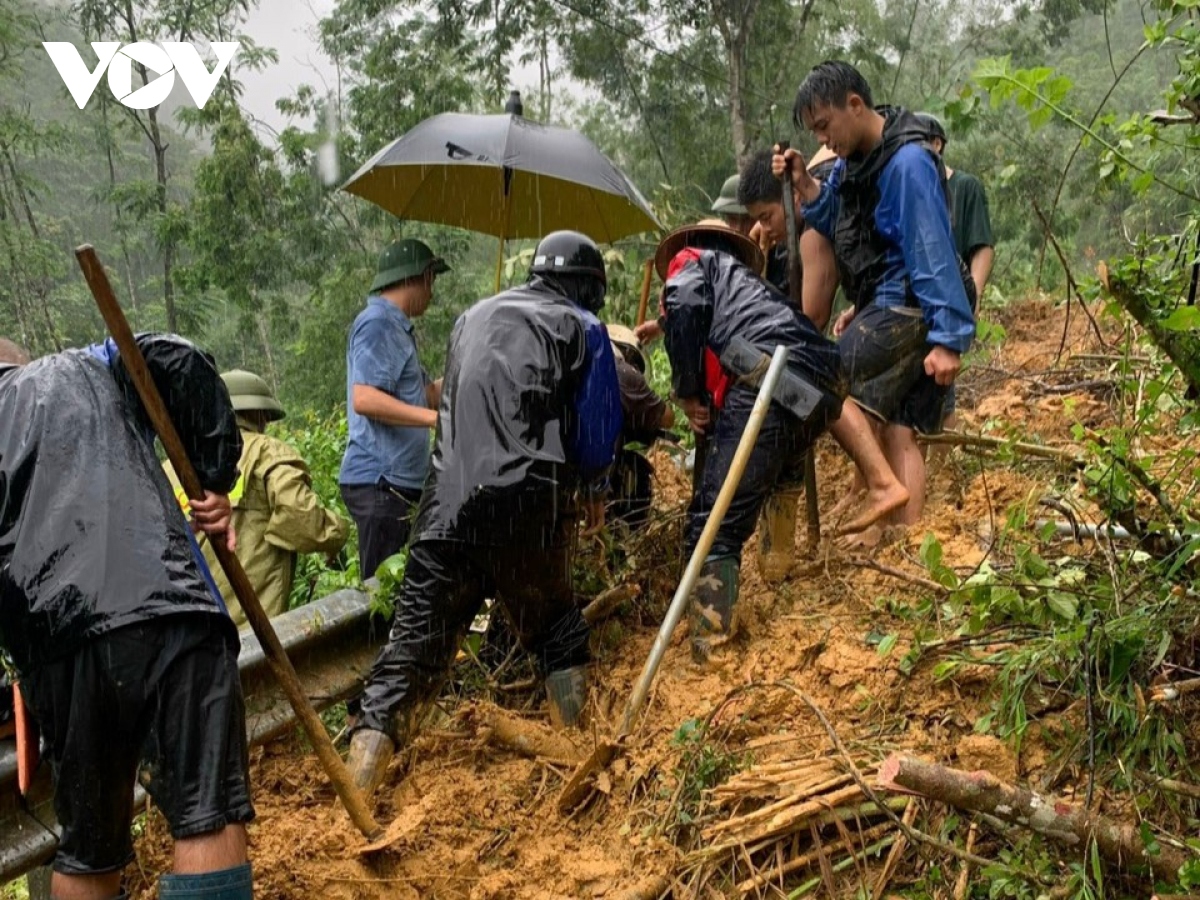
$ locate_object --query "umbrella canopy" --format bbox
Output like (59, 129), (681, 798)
(341, 113), (661, 244)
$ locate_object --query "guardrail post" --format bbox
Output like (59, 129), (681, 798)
(26, 864), (51, 899)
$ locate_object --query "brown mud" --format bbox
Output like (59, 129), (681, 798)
(127, 297), (1139, 899)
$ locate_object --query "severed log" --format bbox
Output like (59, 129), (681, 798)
(582, 583), (641, 625)
(878, 755), (1190, 883)
(468, 705), (582, 765)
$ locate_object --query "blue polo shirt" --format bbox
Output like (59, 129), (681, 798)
(339, 296), (432, 489)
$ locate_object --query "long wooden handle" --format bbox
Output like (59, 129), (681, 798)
(778, 141), (804, 311)
(635, 258), (654, 327)
(778, 143), (822, 549)
(619, 346), (789, 736)
(75, 245), (383, 841)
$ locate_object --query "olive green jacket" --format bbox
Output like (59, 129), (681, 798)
(167, 420), (349, 624)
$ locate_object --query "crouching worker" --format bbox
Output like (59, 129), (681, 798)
(0, 335), (254, 899)
(167, 369), (350, 624)
(606, 324), (675, 529)
(346, 231), (623, 799)
(656, 222), (903, 662)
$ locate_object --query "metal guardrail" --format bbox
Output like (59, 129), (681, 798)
(0, 588), (382, 885)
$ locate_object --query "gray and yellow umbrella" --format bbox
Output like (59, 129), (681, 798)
(341, 111), (661, 289)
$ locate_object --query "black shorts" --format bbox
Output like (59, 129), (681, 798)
(838, 304), (947, 435)
(19, 612), (254, 876)
(341, 481), (422, 579)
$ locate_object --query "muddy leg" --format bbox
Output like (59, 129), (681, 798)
(827, 400), (909, 534)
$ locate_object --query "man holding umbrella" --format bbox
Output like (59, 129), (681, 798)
(344, 231), (623, 799)
(339, 239), (449, 580)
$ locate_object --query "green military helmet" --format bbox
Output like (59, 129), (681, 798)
(370, 238), (451, 293)
(710, 174), (747, 216)
(221, 369), (285, 422)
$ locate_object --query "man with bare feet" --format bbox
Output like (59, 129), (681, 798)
(775, 62), (976, 535)
(654, 220), (906, 662)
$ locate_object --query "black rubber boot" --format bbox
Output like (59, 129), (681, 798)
(689, 556), (741, 664)
(544, 665), (588, 729)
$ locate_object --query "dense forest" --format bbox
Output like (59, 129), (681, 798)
(4, 1), (1200, 897)
(0, 0), (1194, 414)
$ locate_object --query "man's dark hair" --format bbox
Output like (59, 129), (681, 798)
(792, 61), (875, 128)
(0, 338), (30, 365)
(737, 150), (783, 207)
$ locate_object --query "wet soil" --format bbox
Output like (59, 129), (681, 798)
(126, 297), (1131, 899)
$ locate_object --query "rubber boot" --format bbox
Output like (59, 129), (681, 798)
(545, 665), (588, 729)
(690, 556), (740, 664)
(758, 487), (802, 585)
(345, 728), (395, 799)
(159, 863), (252, 899)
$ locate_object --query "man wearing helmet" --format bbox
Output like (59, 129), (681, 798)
(166, 369), (350, 624)
(344, 231), (623, 799)
(339, 238), (449, 581)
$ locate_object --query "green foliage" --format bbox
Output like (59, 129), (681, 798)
(668, 718), (749, 830)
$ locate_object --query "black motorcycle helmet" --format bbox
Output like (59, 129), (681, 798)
(529, 230), (608, 313)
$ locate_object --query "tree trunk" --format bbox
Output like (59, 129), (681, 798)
(1102, 266), (1200, 398)
(100, 98), (139, 315)
(878, 755), (1189, 883)
(148, 107), (177, 333)
(713, 0), (760, 168)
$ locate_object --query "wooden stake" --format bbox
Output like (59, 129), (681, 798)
(75, 245), (382, 841)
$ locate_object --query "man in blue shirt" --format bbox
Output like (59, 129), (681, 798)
(344, 231), (622, 799)
(775, 61), (975, 526)
(339, 239), (449, 579)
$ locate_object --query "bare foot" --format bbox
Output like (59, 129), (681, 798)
(833, 482), (910, 536)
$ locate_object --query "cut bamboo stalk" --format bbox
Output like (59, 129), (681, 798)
(706, 779), (860, 836)
(871, 798), (919, 899)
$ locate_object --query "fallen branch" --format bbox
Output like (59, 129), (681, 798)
(877, 755), (1190, 883)
(582, 583), (641, 625)
(847, 556), (949, 595)
(916, 431), (1083, 465)
(1151, 778), (1200, 801)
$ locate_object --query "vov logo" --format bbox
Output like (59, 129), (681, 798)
(42, 41), (239, 110)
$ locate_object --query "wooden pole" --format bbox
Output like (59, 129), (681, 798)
(75, 245), (383, 841)
(635, 258), (654, 326)
(779, 141), (821, 549)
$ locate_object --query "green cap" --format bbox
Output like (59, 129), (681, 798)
(370, 239), (450, 293)
(710, 174), (747, 216)
(221, 369), (285, 422)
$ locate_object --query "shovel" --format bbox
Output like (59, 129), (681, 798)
(559, 345), (790, 812)
(75, 245), (384, 841)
